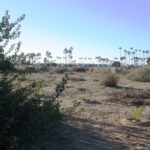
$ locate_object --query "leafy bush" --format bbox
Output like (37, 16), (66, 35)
(0, 11), (70, 150)
(127, 68), (150, 82)
(0, 58), (14, 71)
(102, 74), (119, 87)
(0, 72), (68, 150)
(0, 10), (25, 71)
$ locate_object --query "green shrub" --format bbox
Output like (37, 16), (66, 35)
(0, 11), (70, 149)
(102, 74), (119, 87)
(132, 107), (143, 119)
(0, 58), (14, 71)
(0, 72), (68, 150)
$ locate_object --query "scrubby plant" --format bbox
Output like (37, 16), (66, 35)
(0, 71), (68, 150)
(55, 67), (68, 73)
(0, 10), (70, 150)
(109, 88), (150, 106)
(69, 76), (86, 81)
(102, 74), (119, 87)
(132, 107), (143, 119)
(127, 68), (150, 82)
(71, 67), (87, 72)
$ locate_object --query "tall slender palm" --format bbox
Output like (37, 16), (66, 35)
(127, 51), (131, 65)
(142, 50), (145, 64)
(124, 49), (127, 65)
(130, 47), (134, 65)
(120, 56), (126, 66)
(118, 47), (122, 62)
(138, 49), (141, 65)
(63, 48), (68, 64)
(36, 53), (41, 63)
(132, 51), (135, 65)
(46, 50), (52, 64)
(68, 47), (73, 64)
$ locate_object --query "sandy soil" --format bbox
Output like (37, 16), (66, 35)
(27, 71), (150, 150)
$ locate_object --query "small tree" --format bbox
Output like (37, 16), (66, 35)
(0, 10), (25, 70)
(0, 11), (69, 150)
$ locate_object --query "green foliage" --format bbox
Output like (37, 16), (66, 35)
(0, 11), (72, 150)
(0, 10), (25, 71)
(0, 58), (14, 70)
(0, 72), (68, 150)
(132, 107), (143, 119)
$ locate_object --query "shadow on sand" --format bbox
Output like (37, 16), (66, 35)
(52, 116), (150, 150)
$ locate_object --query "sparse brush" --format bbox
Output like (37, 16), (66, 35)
(69, 76), (86, 81)
(109, 88), (150, 106)
(127, 68), (150, 82)
(102, 74), (119, 87)
(132, 107), (143, 119)
(71, 67), (87, 72)
(88, 67), (94, 73)
(55, 68), (68, 73)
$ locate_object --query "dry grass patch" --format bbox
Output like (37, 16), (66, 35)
(109, 88), (150, 106)
(71, 67), (87, 72)
(69, 76), (86, 81)
(127, 67), (150, 82)
(55, 68), (68, 73)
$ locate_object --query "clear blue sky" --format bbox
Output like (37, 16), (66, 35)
(0, 0), (150, 60)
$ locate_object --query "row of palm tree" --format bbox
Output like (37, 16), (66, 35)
(14, 46), (150, 67)
(119, 47), (150, 65)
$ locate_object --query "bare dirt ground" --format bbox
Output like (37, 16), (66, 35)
(27, 71), (150, 150)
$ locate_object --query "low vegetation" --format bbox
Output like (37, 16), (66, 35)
(132, 107), (144, 119)
(127, 68), (150, 82)
(55, 67), (68, 73)
(71, 67), (87, 72)
(69, 76), (86, 81)
(109, 88), (150, 106)
(0, 71), (68, 150)
(102, 74), (119, 87)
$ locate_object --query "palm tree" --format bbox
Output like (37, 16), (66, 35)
(124, 49), (127, 65)
(120, 56), (126, 66)
(36, 53), (41, 63)
(130, 47), (134, 65)
(132, 51), (135, 65)
(127, 51), (131, 65)
(63, 48), (68, 65)
(118, 47), (122, 62)
(46, 51), (52, 61)
(138, 49), (142, 65)
(142, 50), (145, 65)
(68, 47), (73, 64)
(30, 53), (36, 64)
(95, 56), (101, 65)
